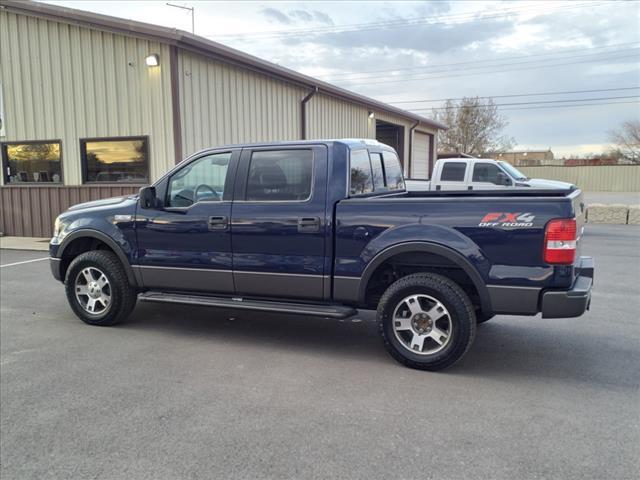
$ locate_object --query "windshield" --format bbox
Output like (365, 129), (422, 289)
(498, 161), (528, 181)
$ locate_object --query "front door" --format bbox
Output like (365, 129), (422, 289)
(135, 150), (239, 293)
(231, 145), (328, 301)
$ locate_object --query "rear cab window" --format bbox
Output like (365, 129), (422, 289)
(349, 148), (405, 196)
(381, 151), (404, 190)
(350, 149), (374, 195)
(440, 162), (467, 182)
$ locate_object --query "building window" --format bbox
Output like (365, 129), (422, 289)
(81, 136), (149, 183)
(246, 149), (313, 201)
(1, 140), (62, 184)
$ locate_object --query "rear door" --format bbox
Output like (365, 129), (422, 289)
(435, 161), (469, 190)
(231, 145), (329, 301)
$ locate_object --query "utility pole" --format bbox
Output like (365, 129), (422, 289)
(166, 3), (194, 34)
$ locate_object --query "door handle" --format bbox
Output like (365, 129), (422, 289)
(297, 217), (320, 233)
(208, 215), (228, 230)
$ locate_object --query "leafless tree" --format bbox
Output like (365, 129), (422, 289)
(608, 119), (640, 163)
(432, 97), (515, 156)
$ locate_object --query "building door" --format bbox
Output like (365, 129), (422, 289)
(376, 120), (404, 168)
(231, 145), (329, 301)
(411, 131), (432, 179)
(134, 150), (239, 293)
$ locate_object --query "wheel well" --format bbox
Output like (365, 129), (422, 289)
(59, 237), (115, 281)
(363, 251), (483, 312)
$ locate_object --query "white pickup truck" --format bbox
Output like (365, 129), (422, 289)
(405, 157), (573, 191)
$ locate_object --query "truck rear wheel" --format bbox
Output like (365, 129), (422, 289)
(64, 250), (137, 326)
(377, 273), (476, 371)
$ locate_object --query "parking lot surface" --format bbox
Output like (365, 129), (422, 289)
(1, 224), (639, 480)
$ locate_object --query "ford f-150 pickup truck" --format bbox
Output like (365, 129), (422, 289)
(50, 139), (593, 370)
(405, 157), (574, 191)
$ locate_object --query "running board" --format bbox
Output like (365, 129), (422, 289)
(139, 292), (357, 319)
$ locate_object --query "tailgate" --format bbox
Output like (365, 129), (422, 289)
(570, 189), (587, 273)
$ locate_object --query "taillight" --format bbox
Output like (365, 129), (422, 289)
(544, 218), (577, 264)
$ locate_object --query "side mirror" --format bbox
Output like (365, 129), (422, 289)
(139, 186), (157, 209)
(496, 172), (511, 186)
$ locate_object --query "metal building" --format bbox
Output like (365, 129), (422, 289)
(0, 0), (444, 237)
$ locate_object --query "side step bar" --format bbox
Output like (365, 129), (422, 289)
(139, 291), (358, 319)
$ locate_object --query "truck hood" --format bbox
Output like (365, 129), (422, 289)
(523, 178), (575, 189)
(66, 195), (138, 212)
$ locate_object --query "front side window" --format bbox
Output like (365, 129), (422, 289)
(1, 140), (62, 183)
(472, 163), (504, 185)
(246, 149), (313, 201)
(81, 137), (148, 183)
(382, 151), (404, 190)
(440, 162), (467, 182)
(350, 149), (373, 195)
(168, 152), (231, 207)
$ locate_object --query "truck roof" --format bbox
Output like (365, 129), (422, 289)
(189, 138), (397, 154)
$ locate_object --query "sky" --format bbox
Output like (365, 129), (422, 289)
(44, 0), (640, 157)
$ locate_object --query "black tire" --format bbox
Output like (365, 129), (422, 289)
(476, 311), (495, 325)
(377, 273), (476, 371)
(64, 250), (137, 326)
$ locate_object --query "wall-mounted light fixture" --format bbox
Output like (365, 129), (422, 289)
(145, 54), (160, 67)
(368, 111), (375, 119)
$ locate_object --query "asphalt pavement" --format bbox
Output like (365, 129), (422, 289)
(1, 224), (639, 480)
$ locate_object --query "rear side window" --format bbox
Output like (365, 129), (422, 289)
(350, 149), (373, 195)
(472, 163), (503, 184)
(370, 152), (386, 190)
(382, 151), (404, 190)
(246, 149), (313, 201)
(440, 162), (466, 182)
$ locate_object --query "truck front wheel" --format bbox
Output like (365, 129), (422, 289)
(377, 273), (476, 371)
(64, 250), (137, 326)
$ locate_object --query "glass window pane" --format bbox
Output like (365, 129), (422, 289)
(246, 149), (313, 201)
(82, 137), (148, 183)
(350, 149), (373, 195)
(168, 152), (231, 207)
(382, 151), (404, 190)
(2, 141), (61, 183)
(440, 162), (466, 182)
(472, 163), (503, 184)
(370, 153), (386, 191)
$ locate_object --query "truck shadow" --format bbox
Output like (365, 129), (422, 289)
(125, 303), (638, 389)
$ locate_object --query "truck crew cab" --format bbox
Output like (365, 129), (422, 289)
(50, 139), (593, 371)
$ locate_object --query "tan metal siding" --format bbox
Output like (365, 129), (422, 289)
(517, 165), (640, 192)
(178, 51), (306, 156)
(0, 10), (175, 185)
(0, 185), (139, 237)
(306, 94), (373, 140)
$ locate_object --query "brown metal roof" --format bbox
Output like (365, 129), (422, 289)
(0, 0), (446, 131)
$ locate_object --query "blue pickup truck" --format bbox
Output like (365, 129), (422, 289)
(50, 139), (593, 370)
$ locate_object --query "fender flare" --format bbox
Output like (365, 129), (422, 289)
(57, 229), (138, 287)
(358, 241), (492, 314)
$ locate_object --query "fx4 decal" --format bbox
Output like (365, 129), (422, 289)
(479, 212), (535, 227)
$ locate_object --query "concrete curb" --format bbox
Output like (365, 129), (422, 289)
(0, 237), (51, 251)
(628, 205), (640, 225)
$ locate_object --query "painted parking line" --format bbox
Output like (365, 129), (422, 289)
(0, 257), (50, 268)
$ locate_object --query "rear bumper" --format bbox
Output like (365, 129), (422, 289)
(541, 256), (594, 318)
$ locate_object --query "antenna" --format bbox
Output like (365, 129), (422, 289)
(166, 3), (194, 34)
